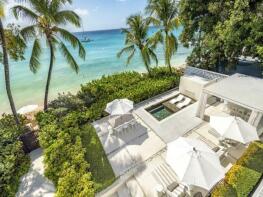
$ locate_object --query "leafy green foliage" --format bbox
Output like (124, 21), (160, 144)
(37, 121), (95, 196)
(225, 165), (261, 197)
(77, 67), (180, 121)
(211, 181), (237, 197)
(117, 14), (159, 75)
(146, 0), (180, 72)
(179, 0), (263, 71)
(236, 141), (263, 173)
(0, 115), (30, 197)
(211, 141), (263, 197)
(3, 24), (26, 61)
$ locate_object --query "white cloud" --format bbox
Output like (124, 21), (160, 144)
(74, 8), (89, 17)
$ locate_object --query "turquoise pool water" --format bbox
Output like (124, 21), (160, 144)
(148, 105), (173, 121)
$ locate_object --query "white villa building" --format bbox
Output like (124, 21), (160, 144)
(94, 66), (263, 197)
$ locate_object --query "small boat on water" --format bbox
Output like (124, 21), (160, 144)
(81, 36), (92, 43)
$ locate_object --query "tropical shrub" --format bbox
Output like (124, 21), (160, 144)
(236, 141), (263, 173)
(48, 93), (85, 116)
(0, 115), (30, 197)
(225, 165), (261, 197)
(211, 141), (263, 197)
(38, 123), (95, 196)
(211, 181), (236, 197)
(56, 167), (94, 197)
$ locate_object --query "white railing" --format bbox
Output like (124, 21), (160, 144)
(185, 66), (228, 80)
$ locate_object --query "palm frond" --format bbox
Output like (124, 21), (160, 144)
(0, 51), (3, 62)
(12, 5), (38, 22)
(55, 27), (85, 59)
(0, 0), (5, 17)
(59, 41), (79, 73)
(117, 45), (135, 58)
(20, 25), (36, 41)
(147, 30), (163, 49)
(126, 48), (136, 66)
(148, 48), (158, 66)
(54, 10), (81, 27)
(29, 38), (42, 73)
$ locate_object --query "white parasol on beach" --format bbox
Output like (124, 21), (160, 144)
(17, 105), (39, 114)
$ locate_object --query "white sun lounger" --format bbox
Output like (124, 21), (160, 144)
(169, 95), (184, 104)
(176, 97), (191, 109)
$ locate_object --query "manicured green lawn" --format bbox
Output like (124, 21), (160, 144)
(82, 124), (115, 192)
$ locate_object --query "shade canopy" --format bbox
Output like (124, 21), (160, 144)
(105, 99), (134, 116)
(166, 137), (224, 190)
(210, 116), (259, 144)
(17, 105), (39, 114)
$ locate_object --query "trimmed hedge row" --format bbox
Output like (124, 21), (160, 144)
(211, 141), (263, 197)
(0, 115), (30, 197)
(37, 67), (182, 195)
(37, 117), (95, 196)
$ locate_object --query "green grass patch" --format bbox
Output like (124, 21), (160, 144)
(82, 124), (115, 192)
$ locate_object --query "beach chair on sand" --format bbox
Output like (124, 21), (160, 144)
(152, 163), (186, 197)
(169, 95), (185, 104)
(176, 97), (191, 109)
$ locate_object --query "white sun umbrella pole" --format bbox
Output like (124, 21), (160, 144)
(105, 99), (134, 116)
(17, 105), (39, 114)
(210, 116), (259, 144)
(166, 137), (225, 191)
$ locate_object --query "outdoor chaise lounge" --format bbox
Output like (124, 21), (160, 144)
(169, 94), (184, 104)
(176, 97), (192, 109)
(151, 163), (186, 197)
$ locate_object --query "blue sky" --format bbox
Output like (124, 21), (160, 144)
(5, 0), (148, 31)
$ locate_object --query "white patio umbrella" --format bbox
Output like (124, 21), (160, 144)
(105, 99), (134, 116)
(17, 104), (39, 114)
(166, 137), (225, 190)
(210, 116), (259, 144)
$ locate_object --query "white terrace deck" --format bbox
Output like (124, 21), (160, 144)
(134, 89), (203, 143)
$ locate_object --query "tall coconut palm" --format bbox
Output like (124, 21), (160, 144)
(117, 14), (160, 76)
(146, 0), (180, 73)
(0, 0), (20, 125)
(12, 0), (86, 111)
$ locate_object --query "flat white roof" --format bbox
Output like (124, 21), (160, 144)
(204, 74), (263, 113)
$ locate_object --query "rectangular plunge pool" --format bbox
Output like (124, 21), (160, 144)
(147, 105), (174, 121)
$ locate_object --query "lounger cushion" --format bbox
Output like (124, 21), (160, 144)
(167, 182), (179, 192)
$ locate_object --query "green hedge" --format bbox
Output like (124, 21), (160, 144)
(236, 141), (263, 173)
(37, 119), (95, 196)
(37, 67), (182, 195)
(0, 115), (30, 197)
(211, 181), (237, 197)
(225, 165), (261, 197)
(211, 141), (263, 197)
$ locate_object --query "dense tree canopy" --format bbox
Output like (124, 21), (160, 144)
(179, 0), (263, 71)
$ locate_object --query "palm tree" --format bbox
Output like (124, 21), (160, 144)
(117, 14), (160, 76)
(12, 0), (86, 111)
(0, 0), (20, 125)
(146, 0), (180, 73)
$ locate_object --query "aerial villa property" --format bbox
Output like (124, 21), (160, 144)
(93, 67), (263, 197)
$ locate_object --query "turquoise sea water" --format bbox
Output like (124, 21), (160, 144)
(0, 27), (192, 113)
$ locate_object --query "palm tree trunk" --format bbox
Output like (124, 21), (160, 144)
(44, 40), (54, 111)
(0, 19), (20, 125)
(165, 31), (172, 73)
